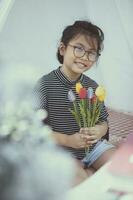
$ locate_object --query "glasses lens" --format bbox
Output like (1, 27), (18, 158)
(88, 52), (98, 62)
(74, 46), (85, 58)
(71, 44), (99, 61)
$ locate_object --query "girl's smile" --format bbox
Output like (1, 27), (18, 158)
(60, 34), (98, 80)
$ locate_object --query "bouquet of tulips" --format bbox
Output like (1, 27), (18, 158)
(68, 82), (106, 152)
(68, 82), (106, 128)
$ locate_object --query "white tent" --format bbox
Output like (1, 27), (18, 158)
(0, 0), (133, 112)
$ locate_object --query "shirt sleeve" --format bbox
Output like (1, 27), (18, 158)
(33, 78), (47, 110)
(98, 102), (109, 122)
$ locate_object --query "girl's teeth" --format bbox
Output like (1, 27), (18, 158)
(76, 63), (84, 67)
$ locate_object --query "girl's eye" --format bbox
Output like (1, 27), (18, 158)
(90, 52), (97, 56)
(75, 46), (84, 52)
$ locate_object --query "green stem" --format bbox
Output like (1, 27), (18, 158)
(73, 101), (81, 128)
(81, 99), (87, 127)
(87, 99), (91, 127)
(90, 98), (98, 127)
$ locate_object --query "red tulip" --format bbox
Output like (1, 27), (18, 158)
(79, 88), (87, 99)
(91, 95), (97, 103)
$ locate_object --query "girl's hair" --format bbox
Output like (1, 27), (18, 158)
(57, 20), (104, 64)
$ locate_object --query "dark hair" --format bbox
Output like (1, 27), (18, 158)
(57, 20), (104, 64)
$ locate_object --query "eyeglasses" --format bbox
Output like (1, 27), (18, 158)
(68, 44), (100, 62)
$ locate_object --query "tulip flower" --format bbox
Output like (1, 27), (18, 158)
(87, 87), (94, 99)
(68, 90), (76, 102)
(68, 89), (81, 128)
(76, 82), (83, 94)
(95, 86), (106, 102)
(79, 88), (87, 99)
(68, 83), (106, 153)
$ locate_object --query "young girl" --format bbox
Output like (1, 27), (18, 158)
(35, 20), (115, 184)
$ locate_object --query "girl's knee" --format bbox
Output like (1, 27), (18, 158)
(92, 148), (116, 170)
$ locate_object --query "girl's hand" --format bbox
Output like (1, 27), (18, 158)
(67, 132), (90, 149)
(79, 122), (108, 145)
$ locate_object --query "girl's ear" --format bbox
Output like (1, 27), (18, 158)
(59, 42), (66, 56)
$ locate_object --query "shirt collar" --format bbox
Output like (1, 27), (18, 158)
(54, 66), (84, 87)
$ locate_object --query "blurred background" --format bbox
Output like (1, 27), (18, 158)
(0, 0), (133, 112)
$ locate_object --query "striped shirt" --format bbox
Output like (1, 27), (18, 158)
(34, 66), (109, 160)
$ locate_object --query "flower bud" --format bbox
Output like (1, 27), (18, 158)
(95, 86), (106, 102)
(87, 87), (93, 99)
(68, 90), (76, 102)
(79, 88), (87, 99)
(76, 82), (83, 94)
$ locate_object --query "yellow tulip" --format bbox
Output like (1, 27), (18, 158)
(95, 86), (106, 102)
(76, 82), (83, 94)
(97, 95), (105, 101)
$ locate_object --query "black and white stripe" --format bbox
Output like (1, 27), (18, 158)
(34, 67), (109, 160)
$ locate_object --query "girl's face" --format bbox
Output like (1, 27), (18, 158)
(59, 34), (98, 80)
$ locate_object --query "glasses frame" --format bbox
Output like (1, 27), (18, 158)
(68, 44), (100, 62)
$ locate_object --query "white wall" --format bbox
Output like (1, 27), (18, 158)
(0, 0), (133, 112)
(85, 0), (133, 112)
(0, 0), (87, 75)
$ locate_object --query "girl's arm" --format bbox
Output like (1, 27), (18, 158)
(52, 131), (88, 149)
(52, 121), (108, 147)
(52, 132), (69, 146)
